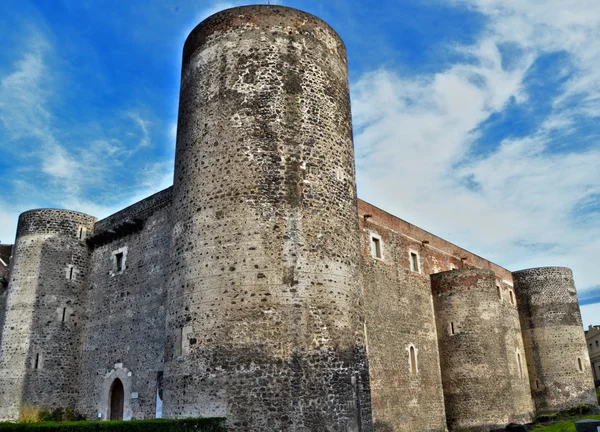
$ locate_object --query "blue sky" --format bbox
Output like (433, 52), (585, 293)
(1, 0), (599, 327)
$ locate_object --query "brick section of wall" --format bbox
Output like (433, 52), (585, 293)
(359, 210), (447, 432)
(0, 209), (96, 420)
(77, 204), (171, 420)
(514, 267), (599, 414)
(432, 269), (529, 431)
(165, 6), (371, 431)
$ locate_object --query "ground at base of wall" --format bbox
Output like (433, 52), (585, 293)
(0, 418), (227, 431)
(528, 414), (600, 432)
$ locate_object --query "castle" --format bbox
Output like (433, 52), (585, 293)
(0, 6), (597, 432)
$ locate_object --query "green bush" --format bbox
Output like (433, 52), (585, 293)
(0, 418), (227, 432)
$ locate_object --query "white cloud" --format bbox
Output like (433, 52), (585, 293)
(353, 1), (600, 297)
(581, 302), (600, 329)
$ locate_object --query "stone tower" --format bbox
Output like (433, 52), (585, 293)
(513, 267), (599, 413)
(163, 5), (370, 431)
(0, 209), (96, 420)
(431, 269), (534, 431)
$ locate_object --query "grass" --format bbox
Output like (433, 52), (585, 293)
(530, 414), (600, 431)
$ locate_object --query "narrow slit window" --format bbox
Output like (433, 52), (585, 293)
(596, 340), (599, 347)
(517, 352), (523, 378)
(175, 328), (183, 357)
(370, 236), (382, 259)
(69, 266), (74, 280)
(61, 307), (67, 322)
(409, 252), (420, 273)
(509, 290), (515, 305)
(535, 379), (540, 390)
(497, 285), (502, 300)
(78, 227), (84, 240)
(34, 353), (40, 370)
(409, 346), (417, 375)
(578, 357), (583, 372)
(450, 322), (455, 335)
(115, 253), (124, 273)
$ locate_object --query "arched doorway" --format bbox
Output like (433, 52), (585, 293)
(109, 378), (124, 420)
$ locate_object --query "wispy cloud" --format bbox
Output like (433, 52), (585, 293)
(353, 0), (600, 308)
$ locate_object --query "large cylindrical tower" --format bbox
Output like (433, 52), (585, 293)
(164, 5), (370, 431)
(513, 267), (598, 413)
(0, 209), (96, 420)
(432, 269), (527, 431)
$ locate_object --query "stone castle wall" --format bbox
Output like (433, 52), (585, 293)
(514, 267), (598, 414)
(77, 189), (172, 420)
(0, 5), (597, 431)
(0, 209), (96, 420)
(431, 269), (534, 431)
(164, 6), (370, 430)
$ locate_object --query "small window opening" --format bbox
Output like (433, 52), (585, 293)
(509, 290), (515, 305)
(34, 353), (40, 370)
(409, 252), (420, 273)
(578, 357), (583, 372)
(596, 340), (599, 347)
(115, 253), (124, 273)
(61, 307), (67, 323)
(409, 346), (417, 375)
(450, 322), (455, 335)
(517, 352), (523, 378)
(78, 227), (84, 239)
(69, 266), (74, 280)
(497, 285), (502, 300)
(370, 236), (382, 259)
(535, 379), (540, 390)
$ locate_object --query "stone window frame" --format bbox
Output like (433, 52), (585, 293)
(407, 343), (419, 375)
(408, 250), (421, 273)
(449, 321), (456, 336)
(32, 352), (43, 370)
(516, 349), (524, 378)
(65, 264), (77, 281)
(577, 357), (584, 372)
(77, 225), (87, 241)
(369, 232), (383, 261)
(110, 246), (128, 276)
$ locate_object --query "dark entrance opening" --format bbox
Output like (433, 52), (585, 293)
(109, 378), (124, 420)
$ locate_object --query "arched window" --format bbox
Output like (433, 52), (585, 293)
(509, 290), (515, 305)
(496, 285), (502, 300)
(409, 345), (418, 375)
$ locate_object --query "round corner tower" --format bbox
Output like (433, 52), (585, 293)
(164, 5), (370, 431)
(0, 209), (96, 420)
(513, 267), (598, 414)
(431, 269), (532, 430)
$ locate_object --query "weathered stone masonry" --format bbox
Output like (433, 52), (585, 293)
(0, 5), (597, 432)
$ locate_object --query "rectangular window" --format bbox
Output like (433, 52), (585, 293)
(370, 236), (382, 259)
(62, 307), (67, 323)
(69, 266), (74, 280)
(409, 252), (420, 273)
(450, 322), (455, 335)
(115, 253), (124, 273)
(509, 290), (515, 305)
